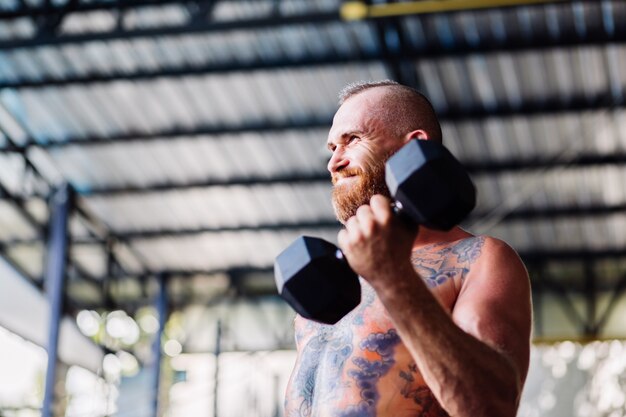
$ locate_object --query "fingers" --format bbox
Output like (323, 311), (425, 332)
(369, 194), (393, 225)
(343, 206), (373, 247)
(339, 195), (393, 246)
(355, 205), (376, 237)
(337, 228), (349, 252)
(345, 215), (362, 242)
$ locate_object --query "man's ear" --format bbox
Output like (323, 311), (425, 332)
(403, 129), (429, 143)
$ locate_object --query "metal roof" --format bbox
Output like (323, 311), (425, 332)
(1, 0), (625, 341)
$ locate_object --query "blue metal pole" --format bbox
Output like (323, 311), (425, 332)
(42, 184), (72, 417)
(213, 320), (221, 417)
(151, 273), (168, 417)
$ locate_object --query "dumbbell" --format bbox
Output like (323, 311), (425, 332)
(274, 139), (476, 324)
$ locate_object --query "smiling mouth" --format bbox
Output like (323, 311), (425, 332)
(333, 175), (358, 186)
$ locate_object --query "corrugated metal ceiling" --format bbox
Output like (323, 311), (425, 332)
(0, 0), (625, 318)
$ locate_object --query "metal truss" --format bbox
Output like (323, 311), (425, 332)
(0, 183), (107, 315)
(530, 262), (626, 339)
(0, 180), (107, 289)
(0, 118), (150, 300)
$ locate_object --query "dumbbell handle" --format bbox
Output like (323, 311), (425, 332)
(391, 200), (420, 231)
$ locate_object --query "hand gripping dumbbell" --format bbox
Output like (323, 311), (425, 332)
(274, 139), (476, 325)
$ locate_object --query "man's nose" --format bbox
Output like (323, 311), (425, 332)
(327, 147), (349, 173)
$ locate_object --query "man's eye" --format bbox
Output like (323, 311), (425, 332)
(348, 135), (358, 143)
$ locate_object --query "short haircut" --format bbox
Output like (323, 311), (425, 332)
(338, 80), (442, 142)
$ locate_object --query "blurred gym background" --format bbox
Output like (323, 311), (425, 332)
(0, 0), (625, 416)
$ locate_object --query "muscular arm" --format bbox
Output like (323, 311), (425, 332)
(378, 240), (530, 416)
(339, 196), (532, 417)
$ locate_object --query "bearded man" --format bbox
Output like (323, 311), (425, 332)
(284, 80), (532, 417)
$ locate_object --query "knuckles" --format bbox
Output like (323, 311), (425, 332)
(341, 198), (397, 253)
(355, 205), (372, 221)
(369, 195), (393, 224)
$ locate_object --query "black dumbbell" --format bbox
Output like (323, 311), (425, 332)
(274, 139), (476, 324)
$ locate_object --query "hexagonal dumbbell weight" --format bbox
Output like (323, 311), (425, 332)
(274, 139), (476, 324)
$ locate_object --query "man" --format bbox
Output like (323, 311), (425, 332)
(284, 80), (532, 417)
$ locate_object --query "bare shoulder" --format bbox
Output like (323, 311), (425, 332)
(465, 235), (529, 285)
(457, 235), (530, 306)
(479, 235), (524, 261)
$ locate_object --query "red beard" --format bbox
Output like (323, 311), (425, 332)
(331, 160), (391, 224)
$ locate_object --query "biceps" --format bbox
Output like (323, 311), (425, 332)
(452, 282), (532, 379)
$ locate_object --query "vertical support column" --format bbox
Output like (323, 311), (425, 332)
(532, 263), (545, 338)
(583, 261), (597, 337)
(151, 273), (168, 417)
(42, 183), (73, 417)
(213, 320), (222, 417)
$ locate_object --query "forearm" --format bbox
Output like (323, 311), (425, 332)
(374, 265), (521, 416)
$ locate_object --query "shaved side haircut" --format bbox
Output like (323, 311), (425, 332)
(339, 80), (443, 142)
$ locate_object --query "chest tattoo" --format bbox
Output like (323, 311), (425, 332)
(293, 324), (353, 417)
(339, 329), (401, 417)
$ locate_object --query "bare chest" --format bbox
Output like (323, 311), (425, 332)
(285, 237), (484, 417)
(286, 284), (454, 417)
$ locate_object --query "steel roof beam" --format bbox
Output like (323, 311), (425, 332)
(82, 172), (330, 196)
(74, 152), (626, 196)
(491, 202), (626, 220)
(0, 54), (365, 89)
(83, 248), (626, 279)
(53, 201), (626, 239)
(2, 0), (601, 21)
(0, 92), (619, 153)
(1, 219), (341, 246)
(0, 10), (340, 50)
(2, 201), (624, 246)
(0, 0), (196, 19)
(0, 0), (613, 51)
(70, 275), (626, 312)
(0, 119), (332, 152)
(2, 29), (625, 89)
(466, 153), (626, 173)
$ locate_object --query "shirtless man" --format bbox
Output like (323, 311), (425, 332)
(284, 81), (532, 417)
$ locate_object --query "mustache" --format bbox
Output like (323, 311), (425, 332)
(331, 168), (363, 185)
